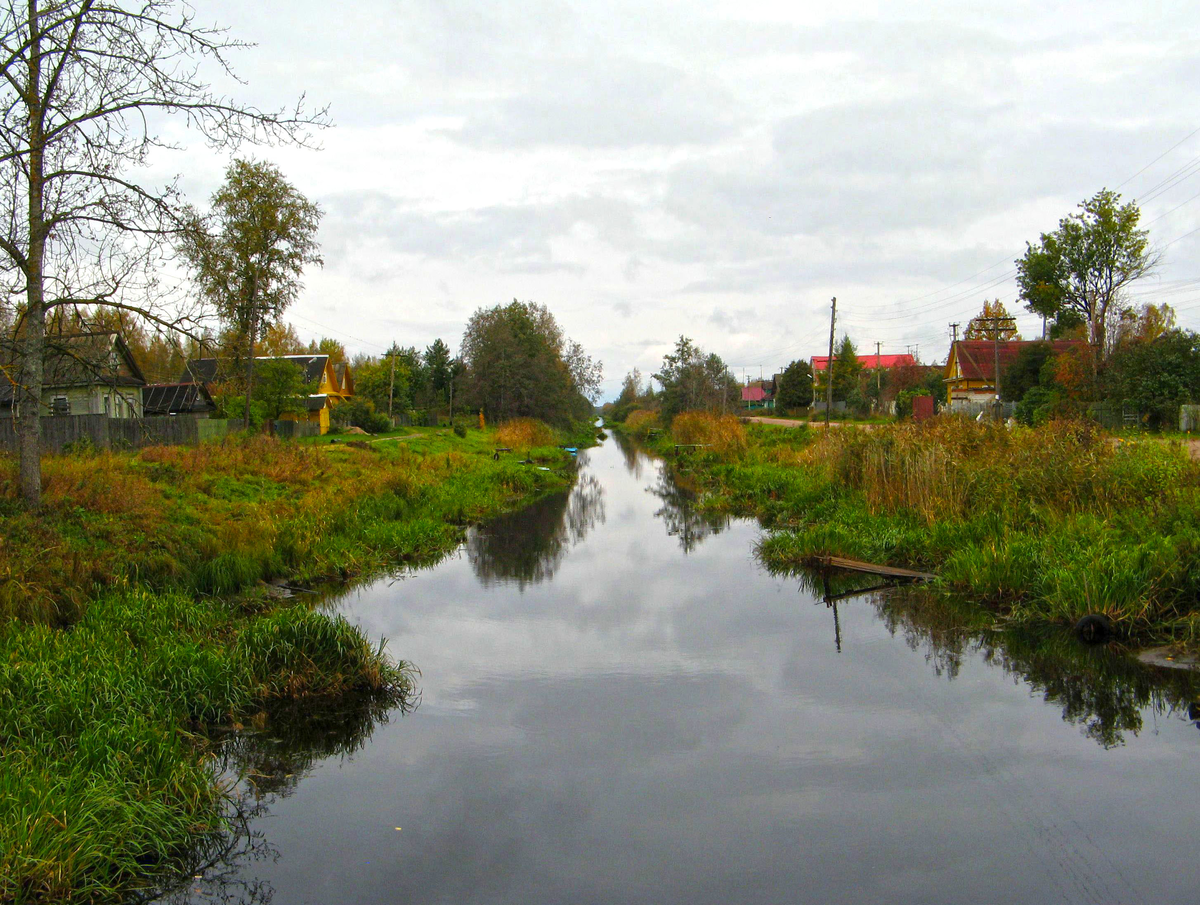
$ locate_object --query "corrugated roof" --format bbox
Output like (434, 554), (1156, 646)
(811, 353), (916, 372)
(142, 382), (216, 416)
(949, 340), (1084, 382)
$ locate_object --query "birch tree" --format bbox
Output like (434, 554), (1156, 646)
(180, 158), (322, 428)
(0, 0), (325, 508)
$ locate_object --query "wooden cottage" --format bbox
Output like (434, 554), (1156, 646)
(0, 332), (146, 418)
(180, 355), (353, 433)
(944, 340), (1084, 408)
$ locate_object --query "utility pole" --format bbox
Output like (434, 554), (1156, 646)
(825, 296), (837, 432)
(875, 340), (882, 396)
(387, 347), (397, 419)
(973, 316), (1016, 419)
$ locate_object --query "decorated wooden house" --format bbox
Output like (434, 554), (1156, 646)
(180, 354), (354, 433)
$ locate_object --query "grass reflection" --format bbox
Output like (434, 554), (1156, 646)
(771, 561), (1200, 748)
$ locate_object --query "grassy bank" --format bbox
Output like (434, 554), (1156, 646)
(629, 413), (1200, 640)
(0, 422), (586, 903)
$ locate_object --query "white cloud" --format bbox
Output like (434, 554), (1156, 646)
(161, 0), (1200, 397)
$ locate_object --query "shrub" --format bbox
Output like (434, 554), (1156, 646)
(624, 409), (659, 436)
(671, 412), (747, 456)
(495, 418), (556, 448)
(332, 397), (391, 434)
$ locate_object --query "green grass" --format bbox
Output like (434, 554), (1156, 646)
(0, 425), (591, 903)
(657, 417), (1200, 639)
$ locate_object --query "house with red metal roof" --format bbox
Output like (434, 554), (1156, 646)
(741, 384), (772, 408)
(810, 352), (917, 372)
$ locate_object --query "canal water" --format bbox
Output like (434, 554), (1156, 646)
(170, 432), (1200, 904)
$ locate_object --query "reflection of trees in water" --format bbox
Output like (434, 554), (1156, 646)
(611, 430), (649, 479)
(773, 562), (1200, 748)
(650, 468), (729, 554)
(143, 691), (413, 905)
(468, 473), (606, 588)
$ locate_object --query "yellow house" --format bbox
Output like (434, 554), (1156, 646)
(944, 340), (1083, 409)
(181, 355), (354, 434)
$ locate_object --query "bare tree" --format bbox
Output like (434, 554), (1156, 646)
(0, 0), (326, 508)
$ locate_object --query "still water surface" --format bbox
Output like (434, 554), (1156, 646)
(170, 432), (1200, 904)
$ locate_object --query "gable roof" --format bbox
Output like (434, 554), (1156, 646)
(142, 382), (216, 416)
(0, 332), (145, 406)
(741, 386), (769, 402)
(181, 355), (330, 387)
(948, 340), (1084, 383)
(811, 353), (916, 372)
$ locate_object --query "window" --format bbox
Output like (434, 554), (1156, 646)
(104, 395), (110, 416)
(51, 396), (70, 416)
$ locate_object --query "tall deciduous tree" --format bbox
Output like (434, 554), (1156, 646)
(964, 299), (1021, 341)
(1016, 189), (1156, 370)
(460, 300), (601, 425)
(0, 0), (324, 507)
(182, 159), (322, 428)
(654, 335), (737, 420)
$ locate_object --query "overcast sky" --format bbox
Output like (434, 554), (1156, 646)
(167, 0), (1200, 398)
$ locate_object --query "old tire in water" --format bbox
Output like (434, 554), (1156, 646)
(1075, 613), (1115, 644)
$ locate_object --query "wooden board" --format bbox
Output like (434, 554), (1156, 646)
(811, 555), (936, 582)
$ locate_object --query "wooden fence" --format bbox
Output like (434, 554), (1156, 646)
(0, 414), (246, 454)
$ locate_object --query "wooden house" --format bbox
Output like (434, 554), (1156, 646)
(944, 340), (1083, 407)
(180, 354), (353, 433)
(0, 332), (146, 418)
(810, 352), (917, 373)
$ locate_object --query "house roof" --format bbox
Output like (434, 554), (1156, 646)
(305, 394), (329, 411)
(948, 340), (1084, 383)
(142, 382), (216, 416)
(741, 386), (769, 402)
(181, 355), (330, 387)
(0, 332), (145, 406)
(811, 353), (916, 372)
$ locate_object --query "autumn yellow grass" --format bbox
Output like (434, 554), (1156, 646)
(670, 411), (748, 456)
(494, 417), (557, 448)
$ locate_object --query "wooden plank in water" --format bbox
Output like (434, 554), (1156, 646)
(813, 555), (936, 582)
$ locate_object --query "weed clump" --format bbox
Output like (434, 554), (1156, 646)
(671, 412), (748, 456)
(624, 409), (660, 437)
(687, 415), (1200, 636)
(495, 418), (557, 448)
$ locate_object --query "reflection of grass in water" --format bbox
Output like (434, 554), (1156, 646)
(770, 557), (1200, 748)
(870, 585), (1200, 748)
(145, 690), (413, 905)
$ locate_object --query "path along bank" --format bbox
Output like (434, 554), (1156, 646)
(0, 424), (589, 904)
